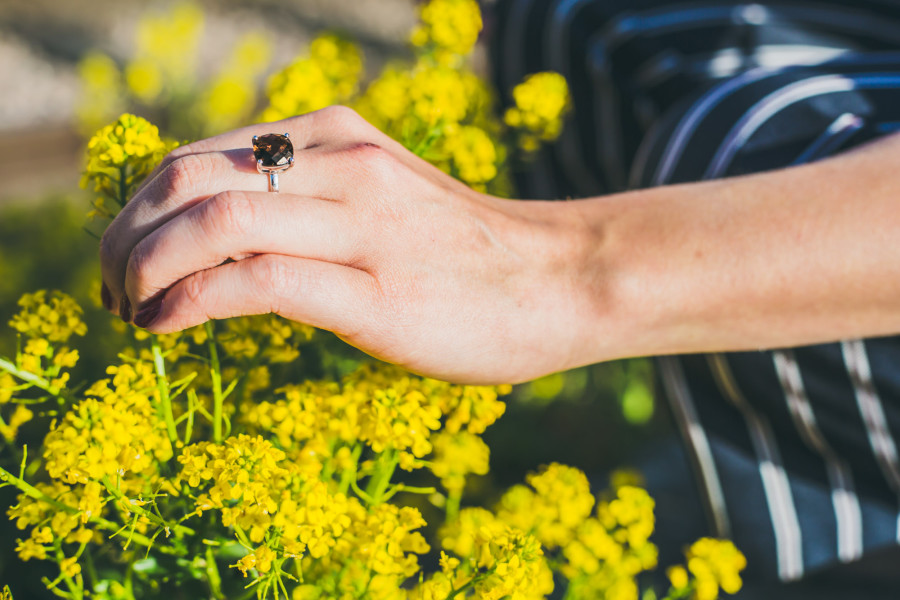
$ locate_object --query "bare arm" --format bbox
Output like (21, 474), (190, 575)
(569, 132), (900, 364)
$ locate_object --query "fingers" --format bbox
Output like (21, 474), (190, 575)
(124, 190), (367, 311)
(101, 141), (387, 313)
(135, 254), (377, 339)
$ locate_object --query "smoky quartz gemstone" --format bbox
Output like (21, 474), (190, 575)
(253, 133), (293, 169)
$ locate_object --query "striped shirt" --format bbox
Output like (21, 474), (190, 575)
(488, 0), (900, 588)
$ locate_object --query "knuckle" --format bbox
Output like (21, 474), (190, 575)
(181, 269), (210, 314)
(203, 191), (257, 239)
(126, 239), (154, 290)
(254, 255), (299, 313)
(350, 143), (399, 184)
(323, 104), (359, 123)
(318, 104), (369, 134)
(159, 153), (207, 196)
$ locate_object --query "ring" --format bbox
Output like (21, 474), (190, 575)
(252, 133), (294, 192)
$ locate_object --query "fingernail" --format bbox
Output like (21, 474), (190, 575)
(134, 298), (163, 329)
(120, 293), (132, 323)
(100, 282), (113, 311)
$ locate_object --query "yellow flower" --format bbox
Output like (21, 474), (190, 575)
(8, 291), (87, 343)
(0, 372), (14, 404)
(497, 463), (595, 548)
(429, 430), (490, 493)
(440, 513), (553, 600)
(685, 538), (747, 599)
(262, 34), (362, 122)
(667, 564), (690, 590)
(409, 65), (470, 125)
(358, 66), (411, 123)
(234, 544), (277, 576)
(15, 537), (47, 561)
(8, 481), (97, 555)
(43, 362), (173, 486)
(411, 0), (483, 61)
(81, 114), (177, 214)
(0, 405), (34, 443)
(180, 435), (352, 561)
(60, 556), (82, 578)
(504, 72), (571, 149)
(442, 124), (498, 186)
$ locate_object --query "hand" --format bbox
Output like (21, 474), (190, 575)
(99, 106), (600, 384)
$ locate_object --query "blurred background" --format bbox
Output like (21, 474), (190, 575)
(0, 0), (424, 203)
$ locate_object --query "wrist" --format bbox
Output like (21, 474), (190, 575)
(497, 194), (632, 373)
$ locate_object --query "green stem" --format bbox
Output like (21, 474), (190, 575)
(53, 546), (84, 600)
(338, 445), (363, 497)
(0, 465), (179, 554)
(100, 476), (194, 538)
(151, 339), (177, 443)
(446, 488), (462, 523)
(364, 449), (399, 506)
(381, 484), (437, 503)
(0, 357), (69, 401)
(205, 322), (225, 443)
(184, 389), (197, 444)
(205, 545), (225, 600)
(445, 571), (488, 600)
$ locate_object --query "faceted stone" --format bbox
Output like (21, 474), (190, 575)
(253, 133), (293, 168)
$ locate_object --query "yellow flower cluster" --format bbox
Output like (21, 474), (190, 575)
(218, 314), (313, 365)
(80, 114), (177, 218)
(410, 0), (483, 64)
(299, 501), (429, 598)
(435, 508), (553, 600)
(354, 63), (502, 190)
(8, 480), (100, 562)
(243, 363), (507, 477)
(504, 72), (571, 151)
(2, 291), (85, 432)
(443, 124), (499, 184)
(262, 34), (363, 122)
(179, 434), (351, 562)
(666, 538), (747, 600)
(0, 403), (33, 443)
(562, 486), (659, 600)
(1, 585), (12, 600)
(429, 431), (489, 494)
(43, 362), (173, 487)
(497, 463), (596, 548)
(9, 290), (86, 344)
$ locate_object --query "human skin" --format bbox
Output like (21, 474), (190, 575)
(98, 105), (900, 384)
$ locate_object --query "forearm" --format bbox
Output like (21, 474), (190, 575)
(566, 133), (900, 364)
